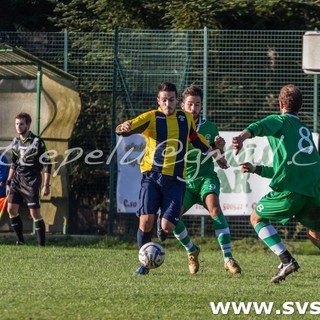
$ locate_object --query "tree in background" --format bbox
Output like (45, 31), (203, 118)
(0, 0), (57, 31)
(49, 0), (320, 31)
(164, 0), (320, 30)
(1, 0), (320, 32)
(50, 0), (167, 31)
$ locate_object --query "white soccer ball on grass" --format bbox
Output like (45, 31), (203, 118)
(138, 242), (165, 269)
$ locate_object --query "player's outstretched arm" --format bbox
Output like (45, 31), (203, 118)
(240, 162), (274, 178)
(214, 135), (226, 152)
(240, 162), (256, 173)
(216, 156), (229, 169)
(210, 149), (229, 169)
(116, 121), (132, 134)
(232, 130), (252, 155)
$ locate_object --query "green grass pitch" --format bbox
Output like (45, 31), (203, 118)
(0, 237), (319, 319)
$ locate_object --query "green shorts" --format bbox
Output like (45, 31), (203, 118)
(183, 173), (220, 211)
(256, 190), (320, 229)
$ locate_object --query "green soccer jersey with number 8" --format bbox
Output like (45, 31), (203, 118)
(246, 113), (320, 197)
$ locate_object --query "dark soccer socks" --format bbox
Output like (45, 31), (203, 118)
(137, 228), (152, 249)
(10, 215), (25, 244)
(279, 250), (294, 265)
(10, 215), (46, 246)
(35, 219), (46, 246)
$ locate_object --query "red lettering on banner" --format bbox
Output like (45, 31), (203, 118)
(223, 203), (243, 211)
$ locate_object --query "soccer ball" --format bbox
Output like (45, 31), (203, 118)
(138, 242), (165, 269)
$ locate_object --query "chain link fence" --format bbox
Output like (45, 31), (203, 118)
(0, 28), (318, 240)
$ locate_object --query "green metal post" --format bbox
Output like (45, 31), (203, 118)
(33, 63), (42, 234)
(63, 28), (69, 234)
(203, 26), (208, 118)
(36, 64), (42, 136)
(108, 26), (119, 234)
(312, 28), (319, 133)
(201, 27), (209, 236)
(313, 74), (318, 133)
(64, 29), (68, 72)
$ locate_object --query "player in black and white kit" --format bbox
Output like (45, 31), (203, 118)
(6, 112), (51, 246)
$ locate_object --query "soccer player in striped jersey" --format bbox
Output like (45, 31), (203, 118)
(180, 85), (241, 275)
(116, 82), (227, 275)
(233, 84), (320, 283)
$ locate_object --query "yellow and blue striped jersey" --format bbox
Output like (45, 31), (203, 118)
(116, 107), (211, 178)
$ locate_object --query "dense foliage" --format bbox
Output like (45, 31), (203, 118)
(0, 0), (57, 31)
(1, 0), (320, 32)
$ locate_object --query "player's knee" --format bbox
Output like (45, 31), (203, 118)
(250, 211), (261, 227)
(209, 207), (222, 217)
(140, 224), (153, 232)
(139, 217), (154, 232)
(7, 206), (18, 218)
(307, 229), (320, 248)
(29, 208), (42, 221)
(161, 219), (175, 234)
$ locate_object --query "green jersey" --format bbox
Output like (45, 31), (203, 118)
(185, 118), (219, 179)
(246, 113), (320, 197)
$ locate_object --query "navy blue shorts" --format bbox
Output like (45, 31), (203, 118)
(137, 171), (186, 226)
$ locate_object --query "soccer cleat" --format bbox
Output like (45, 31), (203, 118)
(157, 216), (168, 242)
(224, 257), (242, 275)
(132, 264), (150, 276)
(188, 246), (200, 274)
(270, 259), (300, 284)
(15, 241), (25, 246)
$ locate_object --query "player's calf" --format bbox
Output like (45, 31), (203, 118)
(306, 229), (320, 249)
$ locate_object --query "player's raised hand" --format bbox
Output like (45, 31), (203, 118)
(232, 136), (243, 155)
(118, 121), (132, 132)
(216, 156), (229, 169)
(214, 135), (225, 150)
(240, 162), (256, 173)
(232, 130), (252, 156)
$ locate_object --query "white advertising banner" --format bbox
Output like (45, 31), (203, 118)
(116, 132), (319, 216)
(116, 134), (145, 213)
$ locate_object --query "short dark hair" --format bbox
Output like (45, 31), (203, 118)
(158, 82), (178, 97)
(278, 84), (302, 113)
(182, 85), (203, 101)
(16, 112), (32, 125)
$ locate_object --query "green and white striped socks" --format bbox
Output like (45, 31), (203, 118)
(212, 213), (232, 260)
(173, 220), (197, 254)
(254, 221), (287, 255)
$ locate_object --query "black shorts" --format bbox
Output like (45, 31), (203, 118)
(8, 174), (42, 209)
